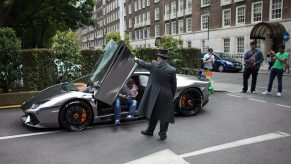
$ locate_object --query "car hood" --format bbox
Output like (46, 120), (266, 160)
(21, 83), (64, 111)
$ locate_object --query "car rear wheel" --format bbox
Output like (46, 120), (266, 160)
(176, 88), (202, 116)
(59, 100), (93, 131)
(218, 65), (224, 72)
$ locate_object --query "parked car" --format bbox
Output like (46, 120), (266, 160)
(20, 40), (210, 131)
(201, 52), (242, 72)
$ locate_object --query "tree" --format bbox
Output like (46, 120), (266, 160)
(157, 36), (183, 65)
(0, 0), (96, 48)
(0, 27), (21, 92)
(105, 32), (132, 49)
(51, 30), (81, 82)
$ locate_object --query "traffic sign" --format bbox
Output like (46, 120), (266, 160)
(283, 32), (290, 42)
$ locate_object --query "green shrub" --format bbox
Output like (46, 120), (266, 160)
(0, 27), (21, 93)
(21, 49), (57, 91)
(80, 49), (102, 75)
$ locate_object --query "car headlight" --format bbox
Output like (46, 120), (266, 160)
(226, 61), (233, 65)
(31, 100), (49, 109)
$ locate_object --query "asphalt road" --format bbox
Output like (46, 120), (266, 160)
(1, 84), (291, 164)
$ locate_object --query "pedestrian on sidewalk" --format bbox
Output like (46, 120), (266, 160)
(266, 48), (275, 70)
(134, 49), (177, 140)
(262, 44), (289, 97)
(203, 48), (215, 71)
(242, 41), (264, 93)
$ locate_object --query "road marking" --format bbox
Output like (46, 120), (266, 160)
(0, 105), (21, 109)
(276, 104), (291, 109)
(125, 131), (290, 163)
(248, 98), (266, 103)
(0, 120), (146, 141)
(179, 131), (290, 158)
(0, 131), (62, 140)
(226, 94), (242, 98)
(125, 149), (189, 164)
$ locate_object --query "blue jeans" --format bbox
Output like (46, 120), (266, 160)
(114, 98), (137, 121)
(267, 68), (283, 93)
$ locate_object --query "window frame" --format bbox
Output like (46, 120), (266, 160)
(251, 1), (263, 23)
(178, 19), (184, 34)
(223, 38), (230, 54)
(270, 0), (283, 20)
(186, 18), (192, 32)
(155, 8), (160, 20)
(171, 21), (177, 34)
(236, 37), (245, 54)
(222, 9), (231, 27)
(201, 14), (209, 30)
(236, 5), (246, 25)
(201, 0), (210, 7)
(155, 25), (160, 37)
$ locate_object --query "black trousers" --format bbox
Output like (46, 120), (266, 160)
(243, 68), (259, 92)
(147, 118), (169, 137)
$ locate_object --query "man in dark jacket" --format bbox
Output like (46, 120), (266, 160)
(134, 49), (177, 140)
(242, 41), (264, 93)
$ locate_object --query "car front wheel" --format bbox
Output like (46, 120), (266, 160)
(218, 65), (224, 72)
(59, 100), (93, 131)
(176, 88), (202, 116)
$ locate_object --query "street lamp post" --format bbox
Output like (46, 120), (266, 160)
(119, 0), (125, 41)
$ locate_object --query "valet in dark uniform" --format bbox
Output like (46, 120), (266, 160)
(134, 49), (177, 140)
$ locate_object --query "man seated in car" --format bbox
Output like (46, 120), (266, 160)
(114, 79), (138, 125)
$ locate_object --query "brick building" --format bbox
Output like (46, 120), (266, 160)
(80, 0), (291, 55)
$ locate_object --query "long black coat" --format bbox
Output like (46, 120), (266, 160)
(135, 59), (177, 123)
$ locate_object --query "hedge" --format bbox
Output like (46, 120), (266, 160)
(2, 47), (200, 92)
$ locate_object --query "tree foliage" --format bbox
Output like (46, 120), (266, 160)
(51, 30), (81, 82)
(0, 0), (96, 48)
(105, 32), (132, 49)
(157, 36), (183, 65)
(0, 27), (21, 92)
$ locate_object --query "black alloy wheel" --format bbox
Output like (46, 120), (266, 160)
(59, 100), (93, 131)
(176, 88), (203, 116)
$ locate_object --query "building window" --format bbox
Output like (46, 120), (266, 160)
(178, 19), (184, 33)
(147, 27), (150, 38)
(135, 31), (138, 40)
(201, 14), (209, 30)
(147, 0), (150, 6)
(155, 25), (160, 37)
(155, 0), (160, 3)
(270, 0), (283, 19)
(135, 16), (138, 27)
(143, 28), (147, 39)
(147, 11), (150, 23)
(172, 21), (176, 34)
(165, 23), (170, 35)
(252, 2), (263, 23)
(187, 41), (192, 48)
(171, 2), (176, 14)
(139, 29), (142, 39)
(236, 6), (245, 25)
(138, 0), (141, 10)
(237, 37), (244, 54)
(223, 9), (231, 27)
(178, 0), (184, 12)
(186, 18), (192, 32)
(134, 1), (137, 12)
(155, 8), (160, 20)
(223, 38), (230, 54)
(129, 32), (132, 40)
(142, 0), (146, 8)
(221, 0), (231, 6)
(165, 4), (170, 16)
(129, 18), (132, 28)
(201, 0), (210, 7)
(202, 40), (208, 52)
(128, 4), (132, 14)
(143, 13), (147, 23)
(186, 0), (192, 13)
(256, 39), (262, 49)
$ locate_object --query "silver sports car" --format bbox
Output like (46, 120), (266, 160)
(20, 40), (210, 131)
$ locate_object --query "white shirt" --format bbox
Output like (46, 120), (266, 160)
(203, 53), (215, 70)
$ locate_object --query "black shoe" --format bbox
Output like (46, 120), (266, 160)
(159, 135), (167, 140)
(241, 90), (247, 93)
(141, 130), (153, 136)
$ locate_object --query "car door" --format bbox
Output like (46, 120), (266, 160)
(93, 41), (137, 105)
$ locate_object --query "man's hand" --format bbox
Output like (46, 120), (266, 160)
(134, 57), (138, 61)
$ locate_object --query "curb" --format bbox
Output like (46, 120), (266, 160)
(0, 105), (21, 109)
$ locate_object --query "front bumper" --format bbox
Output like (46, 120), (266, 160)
(21, 106), (61, 128)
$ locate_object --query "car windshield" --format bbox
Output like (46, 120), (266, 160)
(216, 53), (231, 60)
(89, 40), (119, 85)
